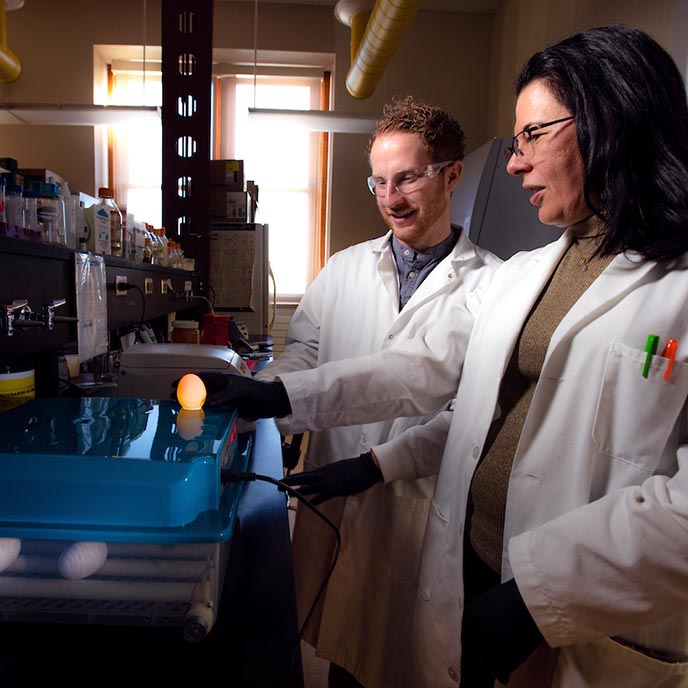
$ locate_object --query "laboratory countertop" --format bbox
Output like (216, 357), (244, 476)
(0, 417), (304, 688)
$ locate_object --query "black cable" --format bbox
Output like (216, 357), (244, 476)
(133, 284), (147, 331)
(117, 282), (146, 331)
(221, 469), (342, 688)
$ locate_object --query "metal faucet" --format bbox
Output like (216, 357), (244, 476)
(0, 299), (78, 336)
(0, 300), (29, 336)
(43, 299), (78, 329)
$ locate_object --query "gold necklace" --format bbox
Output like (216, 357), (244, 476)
(570, 240), (594, 272)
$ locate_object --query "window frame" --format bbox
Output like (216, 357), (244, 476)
(94, 45), (333, 300)
(213, 72), (327, 300)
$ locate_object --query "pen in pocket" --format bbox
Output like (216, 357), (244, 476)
(661, 338), (678, 381)
(642, 334), (659, 378)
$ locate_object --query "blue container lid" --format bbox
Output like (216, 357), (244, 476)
(0, 397), (249, 543)
(30, 181), (60, 198)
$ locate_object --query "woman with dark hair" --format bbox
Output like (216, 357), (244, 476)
(512, 23), (688, 264)
(283, 24), (688, 688)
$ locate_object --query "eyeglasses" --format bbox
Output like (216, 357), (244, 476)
(503, 116), (575, 163)
(366, 160), (454, 197)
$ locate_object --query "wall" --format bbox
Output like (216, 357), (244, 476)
(1, 0), (685, 262)
(1, 0), (493, 262)
(328, 9), (493, 254)
(489, 0), (687, 137)
(1, 0), (162, 195)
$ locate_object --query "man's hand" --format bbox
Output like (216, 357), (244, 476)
(281, 452), (383, 505)
(172, 372), (292, 420)
(462, 578), (544, 684)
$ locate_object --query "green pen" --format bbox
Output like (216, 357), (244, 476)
(642, 333), (659, 377)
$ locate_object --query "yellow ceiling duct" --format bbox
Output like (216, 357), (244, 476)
(0, 0), (22, 84)
(335, 0), (425, 100)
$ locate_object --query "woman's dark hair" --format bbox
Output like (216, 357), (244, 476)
(516, 24), (688, 263)
(367, 95), (466, 163)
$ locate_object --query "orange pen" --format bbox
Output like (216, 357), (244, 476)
(661, 338), (678, 381)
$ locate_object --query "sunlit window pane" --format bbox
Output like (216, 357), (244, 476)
(232, 81), (316, 297)
(126, 187), (162, 229)
(257, 191), (309, 295)
(110, 65), (320, 298)
(123, 122), (162, 186)
(111, 72), (163, 227)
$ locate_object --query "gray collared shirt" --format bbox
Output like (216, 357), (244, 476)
(391, 226), (459, 309)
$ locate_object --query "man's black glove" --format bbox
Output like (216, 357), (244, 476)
(173, 372), (292, 420)
(281, 452), (383, 505)
(462, 578), (544, 684)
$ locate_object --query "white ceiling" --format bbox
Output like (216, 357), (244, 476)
(222, 0), (503, 12)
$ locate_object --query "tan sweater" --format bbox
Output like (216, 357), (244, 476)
(469, 217), (614, 573)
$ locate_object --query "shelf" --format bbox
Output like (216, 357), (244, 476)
(0, 235), (201, 372)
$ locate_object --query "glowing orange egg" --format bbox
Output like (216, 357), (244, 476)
(177, 408), (205, 440)
(176, 373), (207, 410)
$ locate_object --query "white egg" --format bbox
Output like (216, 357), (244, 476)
(57, 541), (108, 579)
(0, 538), (21, 572)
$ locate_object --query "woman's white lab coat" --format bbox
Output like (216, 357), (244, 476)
(374, 229), (688, 687)
(257, 229), (500, 688)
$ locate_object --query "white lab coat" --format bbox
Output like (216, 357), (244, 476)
(257, 228), (500, 688)
(374, 228), (688, 687)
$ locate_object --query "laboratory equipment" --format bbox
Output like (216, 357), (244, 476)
(0, 395), (249, 642)
(117, 342), (251, 399)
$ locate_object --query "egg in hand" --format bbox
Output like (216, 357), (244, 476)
(176, 372), (207, 410)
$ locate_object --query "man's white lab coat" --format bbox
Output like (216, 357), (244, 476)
(374, 228), (688, 687)
(257, 228), (500, 688)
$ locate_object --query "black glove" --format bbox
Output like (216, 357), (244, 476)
(462, 578), (544, 684)
(172, 372), (292, 420)
(281, 452), (383, 505)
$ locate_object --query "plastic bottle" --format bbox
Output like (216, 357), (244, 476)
(0, 177), (6, 225)
(159, 227), (169, 266)
(124, 211), (136, 261)
(60, 181), (77, 249)
(150, 225), (163, 265)
(98, 188), (123, 257)
(6, 184), (23, 229)
(167, 240), (178, 268)
(168, 239), (181, 268)
(143, 223), (155, 263)
(22, 190), (38, 232)
(142, 236), (153, 263)
(131, 220), (143, 262)
(75, 199), (89, 252)
(32, 182), (65, 245)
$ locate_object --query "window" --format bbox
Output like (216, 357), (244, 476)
(108, 66), (163, 228)
(214, 74), (325, 299)
(97, 47), (331, 300)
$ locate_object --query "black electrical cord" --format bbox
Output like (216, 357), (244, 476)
(117, 282), (146, 332)
(221, 469), (342, 688)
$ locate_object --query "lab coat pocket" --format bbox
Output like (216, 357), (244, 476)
(592, 341), (688, 470)
(372, 485), (432, 583)
(553, 637), (688, 688)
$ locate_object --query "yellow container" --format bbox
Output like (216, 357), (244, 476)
(0, 368), (35, 414)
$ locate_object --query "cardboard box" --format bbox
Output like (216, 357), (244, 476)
(0, 157), (18, 172)
(209, 159), (244, 189)
(211, 189), (248, 221)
